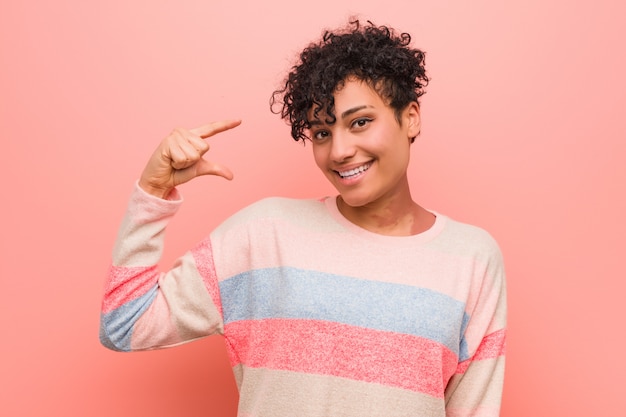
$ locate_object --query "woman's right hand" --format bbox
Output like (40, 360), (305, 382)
(138, 119), (242, 199)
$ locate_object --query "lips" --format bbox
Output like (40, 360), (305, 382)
(336, 162), (373, 179)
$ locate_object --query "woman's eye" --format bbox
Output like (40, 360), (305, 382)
(313, 130), (329, 141)
(352, 118), (372, 128)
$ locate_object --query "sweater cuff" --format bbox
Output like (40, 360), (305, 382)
(129, 181), (183, 223)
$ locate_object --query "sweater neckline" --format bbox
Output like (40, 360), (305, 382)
(323, 195), (446, 244)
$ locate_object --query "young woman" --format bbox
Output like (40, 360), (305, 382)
(100, 21), (506, 417)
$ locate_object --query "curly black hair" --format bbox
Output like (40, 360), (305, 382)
(270, 20), (429, 142)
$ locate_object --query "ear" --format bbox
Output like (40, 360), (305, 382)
(405, 101), (421, 140)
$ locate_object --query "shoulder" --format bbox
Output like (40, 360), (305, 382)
(435, 214), (503, 262)
(431, 216), (507, 293)
(213, 196), (330, 233)
(237, 196), (326, 218)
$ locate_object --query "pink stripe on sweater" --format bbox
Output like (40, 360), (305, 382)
(191, 237), (223, 317)
(455, 328), (506, 374)
(102, 265), (158, 313)
(225, 319), (459, 398)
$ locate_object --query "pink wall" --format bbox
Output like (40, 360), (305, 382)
(1, 1), (624, 416)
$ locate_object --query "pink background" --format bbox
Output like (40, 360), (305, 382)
(1, 1), (624, 416)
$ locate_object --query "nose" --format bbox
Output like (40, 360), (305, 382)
(329, 131), (356, 163)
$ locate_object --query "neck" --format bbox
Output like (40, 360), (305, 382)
(336, 183), (435, 237)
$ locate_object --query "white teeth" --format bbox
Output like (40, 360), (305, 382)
(338, 163), (372, 178)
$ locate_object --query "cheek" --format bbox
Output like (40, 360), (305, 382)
(377, 131), (411, 167)
(394, 148), (412, 174)
(311, 145), (327, 170)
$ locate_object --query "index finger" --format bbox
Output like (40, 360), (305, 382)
(189, 119), (242, 139)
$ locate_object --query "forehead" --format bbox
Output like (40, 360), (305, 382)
(307, 78), (387, 122)
(334, 79), (384, 108)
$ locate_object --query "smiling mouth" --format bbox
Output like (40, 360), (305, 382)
(337, 162), (373, 179)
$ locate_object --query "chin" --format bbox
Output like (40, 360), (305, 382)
(337, 192), (375, 209)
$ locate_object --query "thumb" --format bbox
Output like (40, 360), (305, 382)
(195, 159), (234, 181)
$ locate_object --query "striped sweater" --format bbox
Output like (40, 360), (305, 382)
(100, 183), (506, 417)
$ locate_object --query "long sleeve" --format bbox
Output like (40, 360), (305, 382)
(444, 240), (507, 417)
(99, 191), (508, 416)
(99, 183), (224, 352)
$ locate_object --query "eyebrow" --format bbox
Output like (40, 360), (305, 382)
(340, 105), (370, 119)
(307, 105), (372, 126)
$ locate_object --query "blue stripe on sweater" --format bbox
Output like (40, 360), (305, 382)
(220, 267), (469, 358)
(99, 285), (159, 352)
